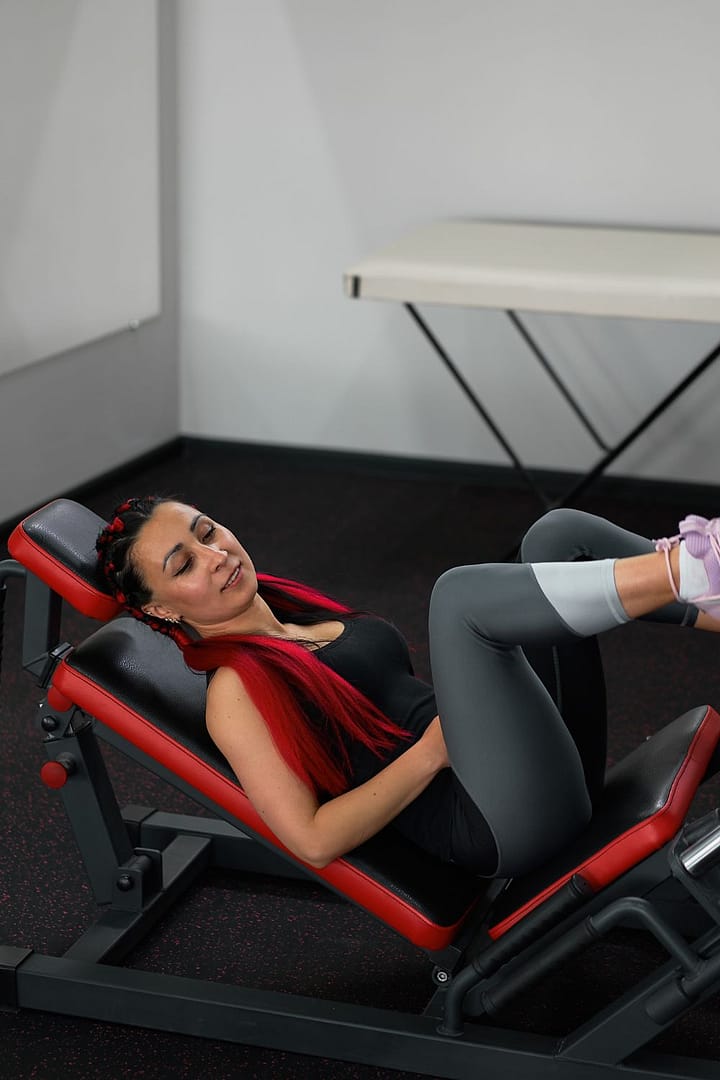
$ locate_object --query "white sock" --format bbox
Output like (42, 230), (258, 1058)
(678, 541), (712, 602)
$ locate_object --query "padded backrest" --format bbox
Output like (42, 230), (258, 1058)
(8, 499), (120, 621)
(53, 616), (483, 949)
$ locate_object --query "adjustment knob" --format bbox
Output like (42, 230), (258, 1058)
(40, 755), (75, 789)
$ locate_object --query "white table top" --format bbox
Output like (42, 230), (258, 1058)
(344, 220), (720, 322)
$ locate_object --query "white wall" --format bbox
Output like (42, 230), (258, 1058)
(177, 0), (720, 483)
(0, 1), (178, 524)
(0, 0), (160, 376)
(3, 0), (719, 527)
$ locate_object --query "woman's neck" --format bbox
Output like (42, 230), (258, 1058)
(188, 593), (286, 640)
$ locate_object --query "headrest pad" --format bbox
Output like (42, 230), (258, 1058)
(9, 499), (121, 621)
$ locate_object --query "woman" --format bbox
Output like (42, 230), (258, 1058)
(96, 498), (720, 878)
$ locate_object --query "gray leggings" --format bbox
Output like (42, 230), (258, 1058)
(428, 508), (696, 877)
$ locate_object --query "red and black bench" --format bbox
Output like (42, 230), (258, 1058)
(3, 498), (720, 1079)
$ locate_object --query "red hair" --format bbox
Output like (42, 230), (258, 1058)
(180, 573), (409, 796)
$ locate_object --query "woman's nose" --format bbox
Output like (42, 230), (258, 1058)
(202, 544), (227, 569)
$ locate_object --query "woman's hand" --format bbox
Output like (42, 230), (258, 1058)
(419, 714), (450, 772)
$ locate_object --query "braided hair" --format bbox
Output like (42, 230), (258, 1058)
(95, 496), (410, 795)
(95, 495), (189, 645)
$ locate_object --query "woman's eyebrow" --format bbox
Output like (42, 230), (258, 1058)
(162, 513), (205, 572)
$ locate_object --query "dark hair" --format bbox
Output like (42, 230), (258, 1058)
(95, 495), (184, 641)
(96, 496), (409, 795)
(96, 496), (169, 603)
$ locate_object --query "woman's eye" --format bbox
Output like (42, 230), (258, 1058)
(172, 523), (216, 575)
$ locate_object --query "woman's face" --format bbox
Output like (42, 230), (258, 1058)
(132, 501), (258, 632)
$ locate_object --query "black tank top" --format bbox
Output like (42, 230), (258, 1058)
(315, 615), (494, 870)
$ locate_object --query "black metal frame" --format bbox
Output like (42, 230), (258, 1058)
(4, 564), (720, 1078)
(405, 302), (720, 509)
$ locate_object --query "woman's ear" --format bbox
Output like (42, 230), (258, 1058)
(142, 601), (181, 622)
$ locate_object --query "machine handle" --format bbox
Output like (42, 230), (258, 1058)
(679, 822), (720, 877)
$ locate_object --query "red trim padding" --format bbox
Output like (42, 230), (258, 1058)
(8, 518), (120, 622)
(489, 705), (720, 940)
(52, 661), (477, 951)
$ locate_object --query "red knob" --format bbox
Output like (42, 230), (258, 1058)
(40, 756), (74, 789)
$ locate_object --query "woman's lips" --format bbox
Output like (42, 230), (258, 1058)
(222, 565), (242, 590)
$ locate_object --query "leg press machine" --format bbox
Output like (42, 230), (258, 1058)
(3, 498), (720, 1078)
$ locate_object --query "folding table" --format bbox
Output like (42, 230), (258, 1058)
(344, 220), (720, 506)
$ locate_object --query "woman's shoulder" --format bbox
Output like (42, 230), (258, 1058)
(205, 664), (269, 743)
(206, 663), (248, 707)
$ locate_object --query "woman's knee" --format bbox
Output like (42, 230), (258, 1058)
(520, 507), (598, 563)
(431, 566), (470, 635)
(430, 564), (494, 625)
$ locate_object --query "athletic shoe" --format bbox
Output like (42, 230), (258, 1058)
(655, 515), (720, 612)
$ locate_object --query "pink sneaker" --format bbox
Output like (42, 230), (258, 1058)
(655, 514), (720, 613)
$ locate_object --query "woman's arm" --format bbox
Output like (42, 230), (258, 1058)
(206, 666), (448, 868)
